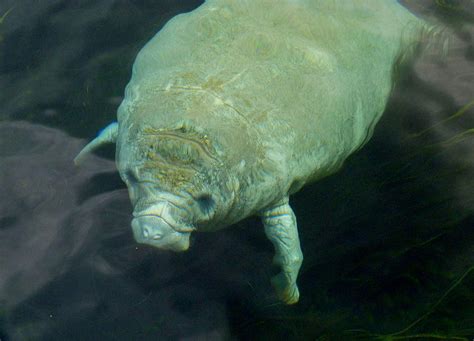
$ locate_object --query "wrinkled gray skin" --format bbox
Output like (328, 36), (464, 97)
(76, 0), (429, 304)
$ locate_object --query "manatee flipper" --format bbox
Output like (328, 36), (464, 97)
(260, 196), (303, 305)
(74, 122), (118, 165)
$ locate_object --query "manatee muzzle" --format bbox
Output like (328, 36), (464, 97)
(131, 215), (191, 252)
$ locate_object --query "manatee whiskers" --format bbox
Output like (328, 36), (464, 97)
(133, 202), (195, 233)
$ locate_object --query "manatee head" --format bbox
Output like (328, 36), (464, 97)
(130, 201), (193, 252)
(75, 119), (237, 252)
(116, 122), (233, 251)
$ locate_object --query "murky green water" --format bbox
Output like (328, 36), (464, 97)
(1, 1), (473, 340)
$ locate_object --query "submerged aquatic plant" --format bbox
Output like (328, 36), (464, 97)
(0, 7), (13, 25)
(0, 7), (13, 44)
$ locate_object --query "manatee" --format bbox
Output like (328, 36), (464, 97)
(75, 0), (435, 304)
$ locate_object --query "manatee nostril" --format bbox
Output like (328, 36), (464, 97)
(140, 221), (164, 240)
(142, 226), (151, 238)
(152, 233), (163, 240)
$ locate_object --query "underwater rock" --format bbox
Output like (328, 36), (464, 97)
(76, 0), (435, 304)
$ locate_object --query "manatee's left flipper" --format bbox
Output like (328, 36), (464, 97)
(260, 196), (303, 304)
(74, 122), (118, 165)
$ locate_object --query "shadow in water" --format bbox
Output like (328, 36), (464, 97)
(0, 121), (271, 340)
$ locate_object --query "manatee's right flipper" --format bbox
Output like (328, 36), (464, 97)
(74, 122), (118, 165)
(260, 196), (303, 305)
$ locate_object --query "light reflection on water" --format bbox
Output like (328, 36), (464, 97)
(0, 1), (473, 340)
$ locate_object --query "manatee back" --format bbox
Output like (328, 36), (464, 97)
(119, 0), (425, 187)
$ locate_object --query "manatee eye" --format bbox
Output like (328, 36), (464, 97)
(125, 170), (139, 185)
(196, 194), (215, 215)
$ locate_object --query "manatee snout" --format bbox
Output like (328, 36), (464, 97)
(131, 215), (191, 252)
